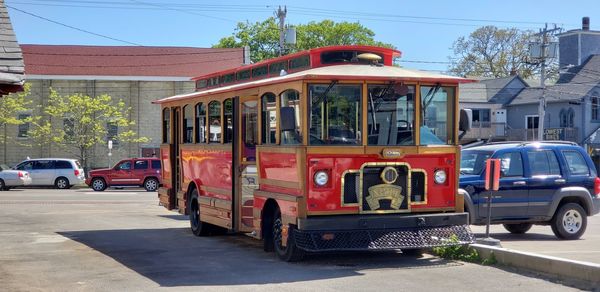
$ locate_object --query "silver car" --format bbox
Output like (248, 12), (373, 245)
(14, 158), (85, 189)
(0, 164), (32, 190)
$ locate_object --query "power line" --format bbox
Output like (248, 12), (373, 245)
(6, 4), (144, 46)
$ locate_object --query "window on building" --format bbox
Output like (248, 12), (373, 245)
(195, 103), (206, 143)
(162, 108), (170, 143)
(471, 108), (491, 128)
(280, 90), (302, 145)
(261, 93), (276, 144)
(223, 99), (234, 143)
(183, 105), (193, 143)
(593, 97), (600, 121)
(63, 117), (75, 137)
(208, 101), (221, 143)
(17, 113), (30, 138)
(560, 108), (575, 128)
(107, 122), (118, 144)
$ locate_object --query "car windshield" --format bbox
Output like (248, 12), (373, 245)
(461, 150), (492, 175)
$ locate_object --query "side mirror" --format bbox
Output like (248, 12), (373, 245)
(459, 108), (472, 132)
(280, 107), (296, 132)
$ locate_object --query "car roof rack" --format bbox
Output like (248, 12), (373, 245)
(483, 140), (578, 147)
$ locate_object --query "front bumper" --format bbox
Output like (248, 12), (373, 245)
(294, 213), (473, 252)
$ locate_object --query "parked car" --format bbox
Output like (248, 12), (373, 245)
(86, 158), (162, 192)
(459, 141), (600, 240)
(0, 164), (32, 190)
(13, 158), (85, 189)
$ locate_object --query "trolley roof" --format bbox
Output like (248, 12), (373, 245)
(154, 64), (471, 104)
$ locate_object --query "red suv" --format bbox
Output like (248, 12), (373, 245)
(86, 158), (162, 192)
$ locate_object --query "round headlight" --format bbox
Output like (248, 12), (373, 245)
(314, 171), (329, 186)
(434, 170), (447, 184)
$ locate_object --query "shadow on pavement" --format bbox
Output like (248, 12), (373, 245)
(158, 215), (188, 221)
(58, 228), (458, 287)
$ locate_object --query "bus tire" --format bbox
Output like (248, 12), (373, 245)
(273, 208), (304, 262)
(189, 188), (211, 236)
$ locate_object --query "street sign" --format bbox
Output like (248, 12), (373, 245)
(484, 159), (500, 191)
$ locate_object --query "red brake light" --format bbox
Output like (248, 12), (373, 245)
(74, 169), (80, 176)
(594, 177), (600, 197)
(18, 171), (23, 178)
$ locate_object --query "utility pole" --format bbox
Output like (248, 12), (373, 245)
(533, 23), (561, 141)
(275, 6), (287, 56)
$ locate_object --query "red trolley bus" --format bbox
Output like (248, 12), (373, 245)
(155, 45), (474, 261)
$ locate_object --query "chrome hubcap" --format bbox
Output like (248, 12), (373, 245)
(146, 180), (157, 190)
(562, 209), (582, 234)
(57, 179), (67, 188)
(93, 180), (104, 190)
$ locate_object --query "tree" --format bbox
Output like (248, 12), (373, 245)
(213, 18), (394, 62)
(0, 83), (31, 143)
(29, 90), (148, 172)
(449, 26), (557, 80)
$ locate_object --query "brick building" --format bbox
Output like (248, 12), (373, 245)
(1, 45), (245, 168)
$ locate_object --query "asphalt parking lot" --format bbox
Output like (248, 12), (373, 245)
(471, 215), (600, 264)
(0, 188), (591, 291)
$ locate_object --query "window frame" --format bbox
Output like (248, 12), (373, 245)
(195, 102), (206, 144)
(526, 150), (562, 177)
(134, 160), (149, 170)
(208, 100), (222, 144)
(17, 113), (31, 138)
(260, 92), (277, 145)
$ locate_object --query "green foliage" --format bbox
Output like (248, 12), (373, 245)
(449, 26), (558, 79)
(0, 83), (31, 142)
(432, 235), (496, 265)
(28, 89), (148, 170)
(213, 17), (395, 62)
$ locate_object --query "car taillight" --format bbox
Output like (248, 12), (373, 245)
(74, 169), (80, 176)
(594, 177), (600, 197)
(18, 171), (24, 178)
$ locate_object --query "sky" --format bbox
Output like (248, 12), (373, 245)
(5, 0), (600, 72)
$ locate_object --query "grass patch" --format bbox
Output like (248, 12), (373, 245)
(432, 235), (497, 265)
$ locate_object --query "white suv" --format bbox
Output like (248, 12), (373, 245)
(14, 158), (85, 189)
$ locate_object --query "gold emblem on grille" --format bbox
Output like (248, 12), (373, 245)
(366, 184), (404, 210)
(380, 166), (399, 184)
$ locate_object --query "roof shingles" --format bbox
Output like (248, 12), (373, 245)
(22, 45), (245, 78)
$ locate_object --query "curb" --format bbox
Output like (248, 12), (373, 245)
(470, 243), (600, 287)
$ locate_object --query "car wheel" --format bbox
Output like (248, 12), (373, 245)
(551, 203), (587, 240)
(91, 178), (106, 192)
(503, 223), (533, 234)
(55, 177), (69, 189)
(189, 188), (211, 236)
(0, 179), (5, 191)
(144, 178), (159, 192)
(273, 208), (305, 262)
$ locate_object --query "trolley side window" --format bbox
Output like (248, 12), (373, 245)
(195, 102), (206, 143)
(280, 90), (302, 145)
(162, 108), (170, 144)
(223, 98), (234, 143)
(183, 105), (194, 144)
(261, 93), (277, 145)
(208, 101), (221, 143)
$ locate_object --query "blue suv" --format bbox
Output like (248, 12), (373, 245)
(459, 141), (600, 240)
